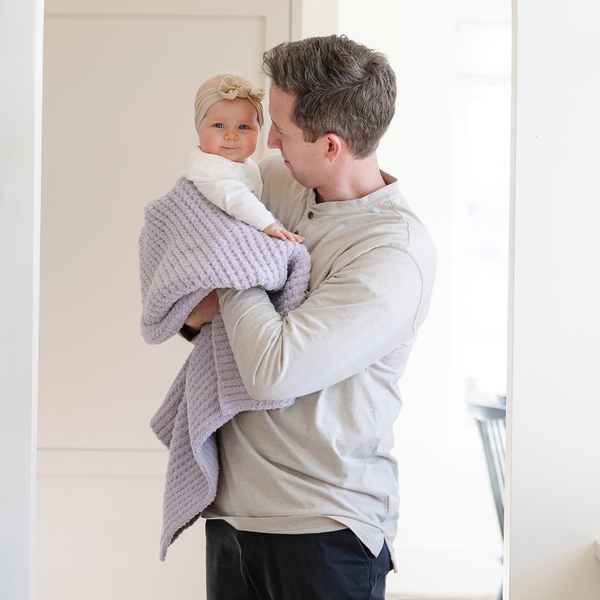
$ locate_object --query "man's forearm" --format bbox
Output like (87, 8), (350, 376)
(216, 247), (423, 402)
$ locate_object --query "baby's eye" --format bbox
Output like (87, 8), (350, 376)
(214, 123), (224, 128)
(238, 125), (249, 130)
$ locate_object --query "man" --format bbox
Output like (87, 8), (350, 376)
(185, 35), (436, 600)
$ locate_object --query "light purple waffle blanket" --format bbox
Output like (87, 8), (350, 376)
(139, 178), (310, 560)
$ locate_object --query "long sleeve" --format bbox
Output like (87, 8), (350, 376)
(217, 244), (425, 401)
(184, 149), (276, 232)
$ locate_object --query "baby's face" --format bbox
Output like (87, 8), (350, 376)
(198, 98), (260, 163)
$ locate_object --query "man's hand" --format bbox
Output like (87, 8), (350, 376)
(182, 290), (220, 337)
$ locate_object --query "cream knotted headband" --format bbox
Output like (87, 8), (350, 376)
(194, 75), (266, 134)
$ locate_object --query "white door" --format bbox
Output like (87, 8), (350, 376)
(37, 2), (291, 598)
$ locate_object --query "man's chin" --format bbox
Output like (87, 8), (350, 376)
(281, 158), (311, 188)
(283, 159), (297, 178)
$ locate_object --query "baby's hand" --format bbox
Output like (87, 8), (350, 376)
(263, 222), (304, 243)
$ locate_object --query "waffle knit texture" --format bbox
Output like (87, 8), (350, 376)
(139, 177), (311, 560)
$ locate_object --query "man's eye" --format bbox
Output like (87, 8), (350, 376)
(214, 123), (224, 128)
(238, 125), (249, 130)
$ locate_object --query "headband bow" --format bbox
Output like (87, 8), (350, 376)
(194, 75), (266, 134)
(218, 75), (266, 103)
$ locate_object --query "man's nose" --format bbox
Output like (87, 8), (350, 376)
(267, 124), (280, 149)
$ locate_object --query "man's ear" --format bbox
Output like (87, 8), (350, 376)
(323, 133), (344, 163)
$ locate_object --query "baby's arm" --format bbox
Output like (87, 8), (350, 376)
(186, 155), (302, 240)
(193, 176), (275, 229)
(263, 222), (304, 242)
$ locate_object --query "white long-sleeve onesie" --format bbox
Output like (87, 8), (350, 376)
(178, 147), (276, 232)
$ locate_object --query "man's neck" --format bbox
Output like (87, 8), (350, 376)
(315, 153), (387, 203)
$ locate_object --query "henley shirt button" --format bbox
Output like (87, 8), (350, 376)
(308, 211), (314, 219)
(294, 231), (299, 235)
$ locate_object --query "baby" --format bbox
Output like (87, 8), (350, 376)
(179, 74), (303, 243)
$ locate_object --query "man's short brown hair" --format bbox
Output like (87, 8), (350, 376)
(262, 35), (396, 159)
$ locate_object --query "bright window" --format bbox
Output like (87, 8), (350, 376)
(449, 22), (511, 447)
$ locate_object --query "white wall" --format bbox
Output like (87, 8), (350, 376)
(0, 1), (43, 599)
(300, 0), (339, 38)
(506, 0), (600, 597)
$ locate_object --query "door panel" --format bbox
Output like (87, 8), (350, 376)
(37, 3), (290, 598)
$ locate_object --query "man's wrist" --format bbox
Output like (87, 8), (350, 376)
(179, 323), (200, 342)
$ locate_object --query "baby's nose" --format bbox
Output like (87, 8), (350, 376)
(224, 128), (238, 141)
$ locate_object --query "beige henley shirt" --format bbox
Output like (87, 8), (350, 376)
(202, 155), (437, 567)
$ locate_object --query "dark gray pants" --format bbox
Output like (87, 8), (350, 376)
(206, 519), (392, 600)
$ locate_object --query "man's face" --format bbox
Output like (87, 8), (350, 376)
(267, 86), (325, 188)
